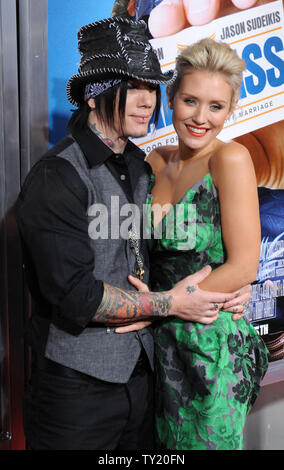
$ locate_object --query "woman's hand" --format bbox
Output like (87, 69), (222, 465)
(115, 275), (152, 333)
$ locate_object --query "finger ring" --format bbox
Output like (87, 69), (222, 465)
(243, 301), (250, 312)
(214, 303), (219, 311)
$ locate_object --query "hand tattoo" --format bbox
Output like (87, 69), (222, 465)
(186, 285), (196, 294)
(95, 283), (172, 324)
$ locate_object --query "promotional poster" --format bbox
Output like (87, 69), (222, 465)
(48, 0), (284, 343)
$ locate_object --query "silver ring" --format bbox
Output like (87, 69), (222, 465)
(213, 303), (219, 311)
(243, 301), (250, 313)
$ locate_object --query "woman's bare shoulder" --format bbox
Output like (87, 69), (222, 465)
(209, 140), (254, 186)
(146, 145), (178, 171)
(210, 140), (251, 170)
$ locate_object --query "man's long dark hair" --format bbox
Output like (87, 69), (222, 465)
(67, 79), (161, 133)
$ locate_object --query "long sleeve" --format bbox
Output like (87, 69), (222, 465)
(16, 156), (104, 330)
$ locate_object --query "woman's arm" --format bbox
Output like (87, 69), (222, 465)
(198, 142), (261, 293)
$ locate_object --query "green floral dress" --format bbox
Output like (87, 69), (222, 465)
(145, 172), (269, 450)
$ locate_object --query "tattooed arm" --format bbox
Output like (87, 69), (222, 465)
(95, 283), (172, 325)
(92, 266), (237, 325)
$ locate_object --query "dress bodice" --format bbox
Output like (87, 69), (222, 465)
(145, 172), (225, 291)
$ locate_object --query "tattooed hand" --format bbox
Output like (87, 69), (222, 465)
(168, 266), (237, 324)
(93, 266), (239, 326)
(186, 286), (197, 294)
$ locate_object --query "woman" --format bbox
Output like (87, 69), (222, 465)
(119, 38), (268, 450)
(117, 39), (267, 450)
(146, 38), (269, 451)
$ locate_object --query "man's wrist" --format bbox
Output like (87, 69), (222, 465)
(146, 291), (173, 318)
(93, 283), (173, 323)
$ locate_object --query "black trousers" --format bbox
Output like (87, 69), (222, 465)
(24, 354), (154, 450)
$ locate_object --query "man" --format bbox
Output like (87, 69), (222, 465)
(16, 17), (247, 450)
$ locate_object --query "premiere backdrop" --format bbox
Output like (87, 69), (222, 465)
(48, 0), (284, 345)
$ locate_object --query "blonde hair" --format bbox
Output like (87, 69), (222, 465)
(168, 38), (246, 108)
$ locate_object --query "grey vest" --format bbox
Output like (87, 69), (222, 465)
(45, 138), (154, 383)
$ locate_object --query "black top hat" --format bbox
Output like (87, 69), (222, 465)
(66, 16), (176, 107)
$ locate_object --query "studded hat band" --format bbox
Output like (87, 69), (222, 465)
(84, 79), (122, 101)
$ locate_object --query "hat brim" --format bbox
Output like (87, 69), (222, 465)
(66, 67), (176, 107)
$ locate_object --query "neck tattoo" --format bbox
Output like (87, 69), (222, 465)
(101, 137), (115, 149)
(90, 122), (101, 135)
(90, 122), (115, 149)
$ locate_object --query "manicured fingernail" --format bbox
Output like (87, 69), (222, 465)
(149, 0), (187, 38)
(231, 0), (257, 9)
(183, 0), (220, 26)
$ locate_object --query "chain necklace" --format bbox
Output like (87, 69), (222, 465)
(128, 225), (144, 281)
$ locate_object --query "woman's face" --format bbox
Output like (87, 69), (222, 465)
(169, 69), (233, 152)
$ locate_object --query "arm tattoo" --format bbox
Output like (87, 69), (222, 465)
(94, 283), (173, 324)
(186, 285), (196, 294)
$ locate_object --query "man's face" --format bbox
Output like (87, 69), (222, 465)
(115, 79), (158, 139)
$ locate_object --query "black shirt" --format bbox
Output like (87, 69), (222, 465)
(16, 128), (146, 334)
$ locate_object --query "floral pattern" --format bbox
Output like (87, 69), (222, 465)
(146, 173), (269, 450)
